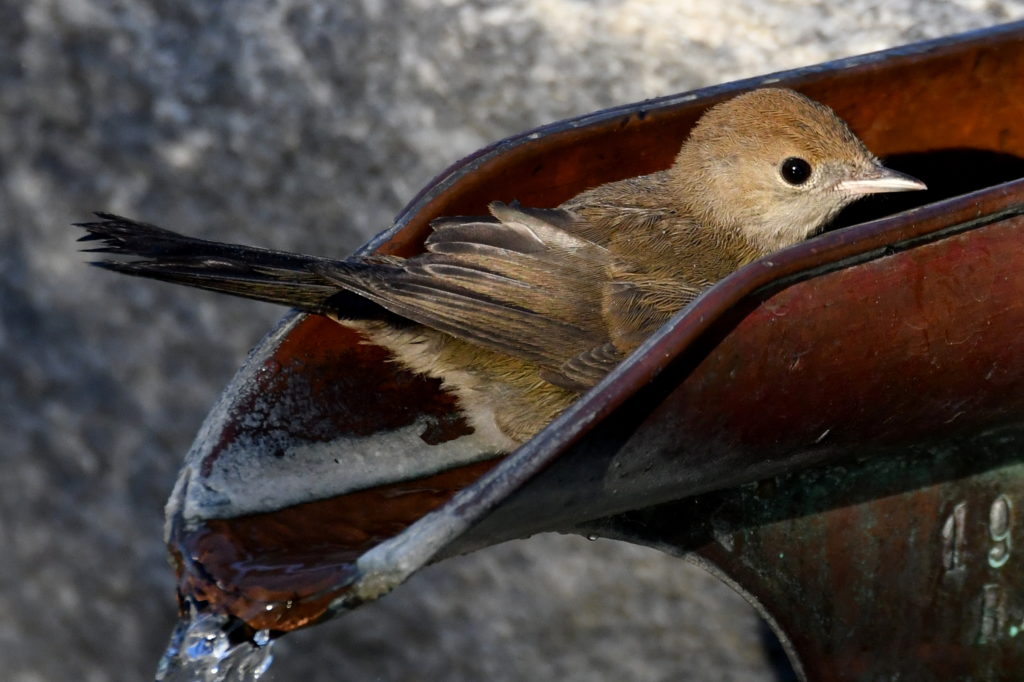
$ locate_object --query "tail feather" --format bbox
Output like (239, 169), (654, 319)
(76, 213), (382, 317)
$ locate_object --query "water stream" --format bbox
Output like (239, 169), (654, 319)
(155, 601), (275, 682)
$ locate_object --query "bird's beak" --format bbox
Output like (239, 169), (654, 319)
(836, 164), (927, 195)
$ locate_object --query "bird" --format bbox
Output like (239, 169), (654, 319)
(76, 88), (925, 450)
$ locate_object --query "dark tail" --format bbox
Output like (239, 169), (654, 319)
(76, 213), (382, 317)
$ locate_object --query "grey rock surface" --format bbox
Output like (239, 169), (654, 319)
(3, 2), (1021, 680)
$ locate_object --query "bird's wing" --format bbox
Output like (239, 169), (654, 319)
(602, 273), (704, 351)
(537, 263), (704, 391)
(540, 342), (626, 392)
(315, 202), (618, 387)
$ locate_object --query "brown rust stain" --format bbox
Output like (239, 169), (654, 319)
(177, 456), (502, 631)
(202, 318), (473, 477)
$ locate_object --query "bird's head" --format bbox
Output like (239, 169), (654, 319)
(671, 88), (926, 254)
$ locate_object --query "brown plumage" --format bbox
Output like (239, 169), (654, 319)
(77, 88), (925, 447)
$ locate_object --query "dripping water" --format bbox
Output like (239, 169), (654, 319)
(155, 600), (275, 682)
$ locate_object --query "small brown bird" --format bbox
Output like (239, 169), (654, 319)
(77, 88), (925, 449)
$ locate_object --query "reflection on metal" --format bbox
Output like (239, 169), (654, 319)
(165, 22), (1024, 680)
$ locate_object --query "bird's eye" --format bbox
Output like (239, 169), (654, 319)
(780, 157), (812, 185)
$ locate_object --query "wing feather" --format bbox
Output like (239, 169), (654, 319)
(315, 201), (614, 381)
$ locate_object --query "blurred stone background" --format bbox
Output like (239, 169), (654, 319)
(3, 1), (1022, 680)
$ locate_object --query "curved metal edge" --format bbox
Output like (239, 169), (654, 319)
(163, 309), (304, 537)
(341, 177), (1024, 607)
(682, 553), (808, 682)
(361, 20), (1024, 255)
(564, 511), (811, 679)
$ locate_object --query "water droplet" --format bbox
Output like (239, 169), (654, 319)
(156, 600), (277, 682)
(586, 534), (599, 542)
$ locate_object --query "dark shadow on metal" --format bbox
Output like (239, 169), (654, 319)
(831, 148), (1024, 229)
